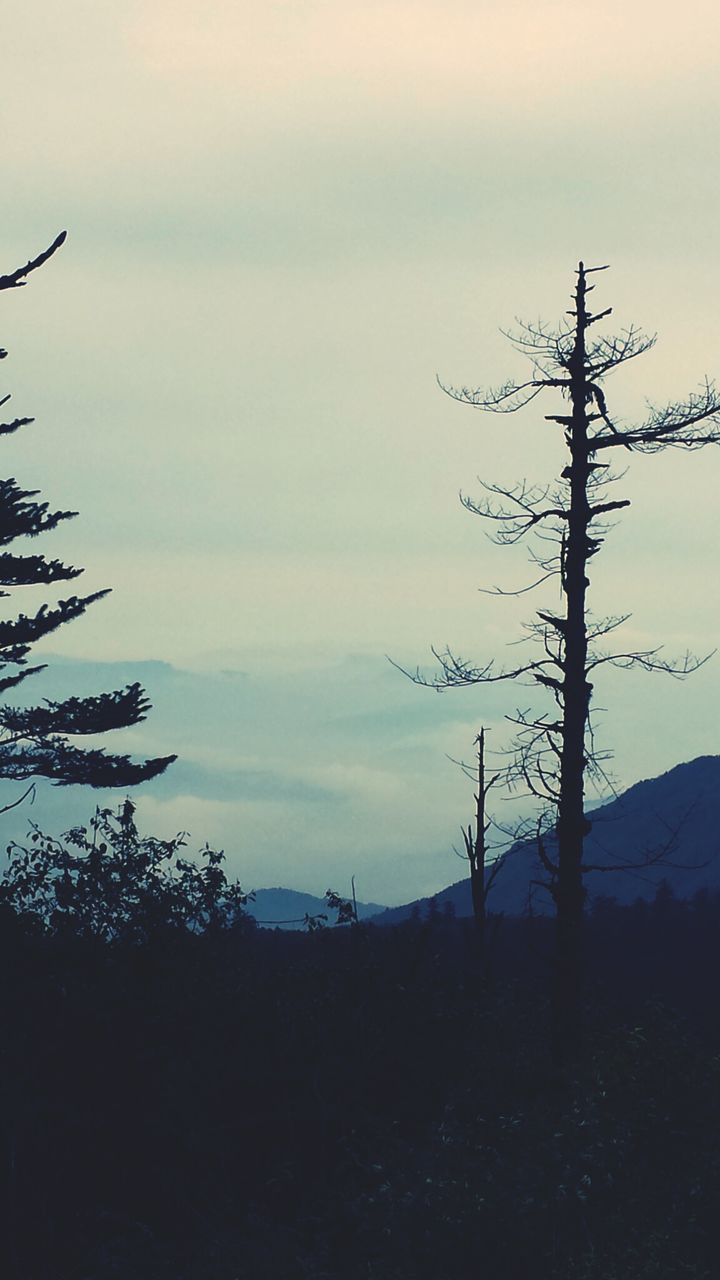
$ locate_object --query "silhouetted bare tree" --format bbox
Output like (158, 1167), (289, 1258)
(404, 263), (720, 1058)
(0, 233), (175, 793)
(455, 728), (505, 971)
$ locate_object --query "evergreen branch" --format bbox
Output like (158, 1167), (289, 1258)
(0, 592), (110, 656)
(0, 741), (177, 788)
(0, 552), (82, 586)
(0, 665), (46, 695)
(0, 479), (77, 545)
(0, 417), (34, 437)
(0, 683), (154, 738)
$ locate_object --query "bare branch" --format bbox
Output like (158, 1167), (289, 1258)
(388, 647), (555, 690)
(479, 571), (555, 597)
(589, 499), (631, 518)
(438, 373), (566, 413)
(590, 380), (720, 453)
(0, 231), (67, 291)
(0, 781), (36, 815)
(461, 478), (569, 544)
(589, 647), (714, 677)
(582, 802), (711, 874)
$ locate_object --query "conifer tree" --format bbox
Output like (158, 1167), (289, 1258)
(0, 232), (175, 790)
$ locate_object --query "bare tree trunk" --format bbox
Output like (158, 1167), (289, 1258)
(468, 729), (487, 939)
(554, 264), (593, 1060)
(464, 728), (503, 981)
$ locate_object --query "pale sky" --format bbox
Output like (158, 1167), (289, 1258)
(1, 1), (719, 903)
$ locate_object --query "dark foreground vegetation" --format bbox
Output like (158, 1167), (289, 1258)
(2, 887), (719, 1279)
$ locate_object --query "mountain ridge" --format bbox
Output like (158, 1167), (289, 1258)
(245, 886), (386, 929)
(370, 754), (720, 925)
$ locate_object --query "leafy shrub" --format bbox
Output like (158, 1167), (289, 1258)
(0, 798), (252, 941)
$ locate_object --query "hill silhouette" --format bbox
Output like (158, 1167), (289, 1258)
(246, 886), (385, 928)
(371, 755), (720, 924)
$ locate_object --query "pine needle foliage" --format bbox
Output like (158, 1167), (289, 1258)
(0, 232), (175, 788)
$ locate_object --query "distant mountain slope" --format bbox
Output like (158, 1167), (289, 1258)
(371, 755), (720, 924)
(246, 887), (386, 930)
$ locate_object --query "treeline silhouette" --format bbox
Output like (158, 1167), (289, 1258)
(1, 881), (719, 1278)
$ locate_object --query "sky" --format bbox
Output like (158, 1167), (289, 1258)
(0, 0), (719, 904)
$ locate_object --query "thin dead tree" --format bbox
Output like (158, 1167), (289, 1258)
(402, 263), (720, 1060)
(456, 728), (504, 971)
